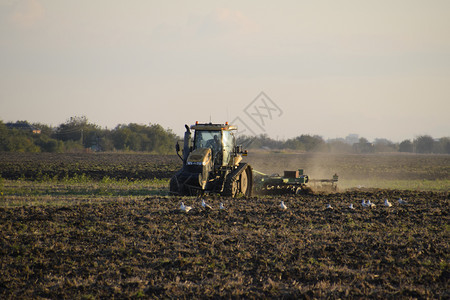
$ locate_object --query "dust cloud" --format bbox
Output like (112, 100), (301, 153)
(245, 151), (450, 191)
(246, 151), (343, 192)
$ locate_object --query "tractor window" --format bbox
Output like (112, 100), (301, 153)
(194, 131), (221, 154)
(222, 130), (234, 166)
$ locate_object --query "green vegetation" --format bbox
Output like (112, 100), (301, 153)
(339, 179), (450, 191)
(1, 117), (177, 153)
(0, 177), (169, 207)
(238, 134), (450, 154)
(2, 117), (450, 153)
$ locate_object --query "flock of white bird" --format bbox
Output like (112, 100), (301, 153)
(326, 198), (407, 211)
(179, 199), (225, 212)
(179, 198), (408, 213)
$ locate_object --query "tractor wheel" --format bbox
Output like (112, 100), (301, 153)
(222, 171), (239, 197)
(240, 170), (248, 193)
(223, 177), (238, 197)
(223, 164), (253, 198)
(240, 166), (253, 197)
(169, 176), (179, 195)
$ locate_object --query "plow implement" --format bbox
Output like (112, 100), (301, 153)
(253, 169), (338, 195)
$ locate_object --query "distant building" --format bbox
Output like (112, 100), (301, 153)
(6, 122), (41, 134)
(345, 134), (359, 145)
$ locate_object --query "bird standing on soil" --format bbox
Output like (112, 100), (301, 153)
(398, 198), (407, 205)
(384, 199), (392, 207)
(180, 202), (192, 212)
(219, 202), (225, 210)
(326, 203), (333, 210)
(349, 203), (355, 210)
(361, 199), (367, 208)
(280, 201), (287, 210)
(367, 200), (376, 208)
(201, 199), (212, 210)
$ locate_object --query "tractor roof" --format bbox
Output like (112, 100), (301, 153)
(190, 122), (237, 131)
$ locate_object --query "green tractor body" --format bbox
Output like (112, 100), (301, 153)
(254, 169), (338, 194)
(170, 122), (252, 197)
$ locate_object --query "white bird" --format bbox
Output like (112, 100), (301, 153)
(180, 202), (192, 212)
(349, 203), (355, 209)
(326, 203), (333, 210)
(280, 201), (287, 210)
(384, 199), (392, 207)
(201, 199), (212, 210)
(361, 199), (367, 208)
(219, 202), (225, 210)
(398, 198), (407, 205)
(367, 200), (376, 208)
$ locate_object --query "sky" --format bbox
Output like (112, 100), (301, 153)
(1, 0), (449, 142)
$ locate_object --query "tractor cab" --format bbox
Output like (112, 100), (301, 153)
(191, 123), (237, 167)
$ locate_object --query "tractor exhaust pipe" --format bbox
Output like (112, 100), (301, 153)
(183, 124), (191, 165)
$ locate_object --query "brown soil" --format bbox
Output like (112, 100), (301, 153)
(0, 152), (181, 180)
(1, 190), (448, 299)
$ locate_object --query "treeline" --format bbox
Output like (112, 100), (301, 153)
(0, 117), (178, 154)
(237, 134), (450, 154)
(1, 117), (449, 154)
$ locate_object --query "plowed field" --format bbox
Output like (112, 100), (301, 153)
(1, 191), (448, 298)
(0, 152), (180, 180)
(0, 153), (448, 298)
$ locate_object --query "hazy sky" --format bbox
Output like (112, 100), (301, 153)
(1, 0), (449, 142)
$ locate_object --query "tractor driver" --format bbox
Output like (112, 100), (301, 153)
(206, 134), (221, 154)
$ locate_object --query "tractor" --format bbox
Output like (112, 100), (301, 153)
(169, 122), (253, 197)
